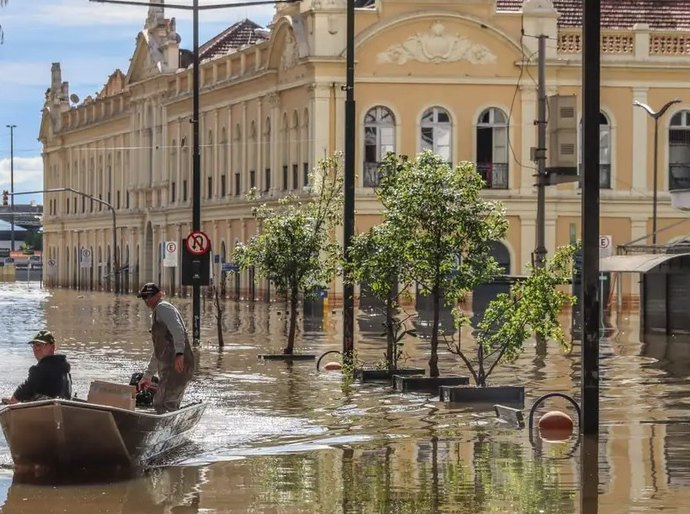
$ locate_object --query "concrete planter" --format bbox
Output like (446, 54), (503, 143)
(393, 375), (469, 393)
(355, 367), (425, 383)
(257, 354), (317, 361)
(439, 385), (525, 407)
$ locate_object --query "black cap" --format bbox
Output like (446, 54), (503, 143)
(137, 282), (161, 299)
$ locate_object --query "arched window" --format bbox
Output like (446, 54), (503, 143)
(669, 110), (690, 190)
(220, 127), (228, 197)
(476, 107), (509, 189)
(579, 112), (612, 189)
(363, 106), (395, 187)
(281, 113), (289, 191)
(263, 117), (271, 192)
(599, 113), (611, 189)
(170, 139), (177, 203)
(249, 120), (257, 189)
(302, 108), (310, 187)
(420, 106), (451, 163)
(233, 123), (242, 196)
(206, 129), (214, 199)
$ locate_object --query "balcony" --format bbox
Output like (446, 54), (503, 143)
(669, 163), (690, 210)
(476, 162), (508, 190)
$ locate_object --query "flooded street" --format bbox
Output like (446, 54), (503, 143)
(1, 282), (690, 513)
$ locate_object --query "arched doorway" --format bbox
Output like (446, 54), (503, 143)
(143, 222), (153, 283)
(72, 245), (78, 289)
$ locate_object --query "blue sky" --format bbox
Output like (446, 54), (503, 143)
(0, 0), (275, 206)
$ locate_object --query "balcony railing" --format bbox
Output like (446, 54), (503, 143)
(363, 162), (381, 188)
(476, 162), (508, 190)
(558, 29), (690, 58)
(669, 164), (690, 191)
(577, 164), (611, 189)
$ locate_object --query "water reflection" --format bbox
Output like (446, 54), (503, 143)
(1, 466), (203, 514)
(1, 283), (690, 512)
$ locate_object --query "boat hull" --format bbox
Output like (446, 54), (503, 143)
(0, 399), (205, 472)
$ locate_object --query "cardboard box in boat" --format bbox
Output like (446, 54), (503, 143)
(87, 380), (136, 411)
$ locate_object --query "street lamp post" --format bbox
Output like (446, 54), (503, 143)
(342, 0), (355, 363)
(90, 0), (299, 344)
(11, 187), (118, 293)
(633, 98), (681, 248)
(6, 124), (16, 252)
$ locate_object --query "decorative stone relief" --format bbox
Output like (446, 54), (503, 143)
(280, 31), (300, 70)
(376, 22), (496, 65)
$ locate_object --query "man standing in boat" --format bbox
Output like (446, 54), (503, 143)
(137, 282), (195, 413)
(1, 330), (72, 404)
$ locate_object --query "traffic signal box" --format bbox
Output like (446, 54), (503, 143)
(2, 190), (8, 207)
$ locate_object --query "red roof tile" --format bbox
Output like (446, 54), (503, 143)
(497, 1), (690, 30)
(199, 19), (268, 61)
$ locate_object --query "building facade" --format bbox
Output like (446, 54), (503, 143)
(39, 0), (690, 301)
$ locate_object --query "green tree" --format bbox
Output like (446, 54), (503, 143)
(233, 154), (343, 354)
(376, 152), (508, 377)
(348, 221), (415, 371)
(448, 245), (576, 386)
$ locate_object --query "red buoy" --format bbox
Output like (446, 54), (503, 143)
(322, 361), (342, 371)
(538, 410), (574, 441)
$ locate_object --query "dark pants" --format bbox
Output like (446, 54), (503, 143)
(153, 366), (193, 414)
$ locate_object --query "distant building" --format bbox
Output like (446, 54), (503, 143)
(38, 0), (690, 303)
(0, 219), (27, 253)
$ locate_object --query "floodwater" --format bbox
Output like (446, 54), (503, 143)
(0, 282), (689, 513)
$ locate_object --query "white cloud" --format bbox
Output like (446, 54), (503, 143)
(0, 156), (44, 194)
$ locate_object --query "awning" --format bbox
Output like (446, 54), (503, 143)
(599, 253), (690, 273)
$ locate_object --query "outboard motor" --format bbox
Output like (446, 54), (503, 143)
(129, 372), (159, 407)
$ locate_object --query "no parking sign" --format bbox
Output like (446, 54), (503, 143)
(163, 240), (178, 267)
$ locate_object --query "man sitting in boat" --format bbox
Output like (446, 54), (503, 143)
(1, 330), (72, 404)
(136, 282), (195, 413)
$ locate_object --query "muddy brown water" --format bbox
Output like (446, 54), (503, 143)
(0, 282), (689, 513)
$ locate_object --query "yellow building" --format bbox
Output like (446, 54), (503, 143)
(38, 0), (690, 302)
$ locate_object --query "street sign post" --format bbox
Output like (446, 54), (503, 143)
(80, 248), (92, 269)
(163, 240), (178, 268)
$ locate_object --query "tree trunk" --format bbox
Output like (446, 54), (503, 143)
(429, 284), (440, 377)
(213, 285), (224, 348)
(386, 292), (395, 372)
(477, 343), (486, 387)
(284, 285), (299, 354)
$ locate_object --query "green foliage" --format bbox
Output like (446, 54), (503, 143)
(348, 220), (416, 370)
(362, 151), (508, 377)
(447, 245), (577, 386)
(233, 154), (343, 353)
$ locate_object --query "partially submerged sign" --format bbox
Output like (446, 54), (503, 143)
(87, 381), (136, 411)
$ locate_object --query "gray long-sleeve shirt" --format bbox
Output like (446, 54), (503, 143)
(145, 300), (188, 376)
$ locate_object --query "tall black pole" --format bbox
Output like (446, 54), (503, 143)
(7, 124), (16, 252)
(192, 0), (201, 345)
(652, 117), (659, 247)
(581, 0), (600, 437)
(581, 0), (601, 511)
(342, 0), (355, 362)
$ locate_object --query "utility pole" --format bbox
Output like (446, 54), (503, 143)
(533, 35), (547, 356)
(581, 0), (601, 512)
(342, 0), (355, 363)
(533, 35), (547, 270)
(6, 124), (16, 252)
